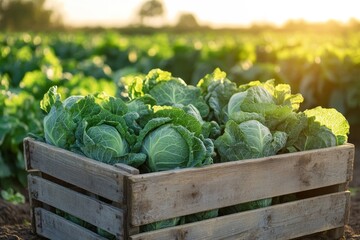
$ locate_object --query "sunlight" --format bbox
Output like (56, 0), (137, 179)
(57, 0), (360, 27)
(164, 0), (359, 27)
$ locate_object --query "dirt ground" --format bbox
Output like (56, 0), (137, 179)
(0, 140), (359, 240)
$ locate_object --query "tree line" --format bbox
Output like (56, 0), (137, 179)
(0, 0), (359, 32)
(0, 0), (62, 31)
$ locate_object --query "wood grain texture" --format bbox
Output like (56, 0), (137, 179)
(25, 137), (130, 203)
(35, 208), (108, 240)
(29, 175), (124, 238)
(128, 144), (354, 225)
(115, 163), (140, 175)
(130, 192), (350, 240)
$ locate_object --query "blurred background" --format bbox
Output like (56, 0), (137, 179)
(1, 0), (360, 30)
(1, 0), (360, 191)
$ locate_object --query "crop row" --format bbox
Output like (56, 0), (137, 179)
(1, 31), (359, 189)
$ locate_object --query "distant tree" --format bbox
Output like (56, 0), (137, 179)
(138, 0), (164, 26)
(175, 13), (199, 29)
(0, 0), (62, 31)
(348, 18), (360, 30)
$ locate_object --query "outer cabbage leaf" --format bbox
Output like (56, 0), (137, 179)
(62, 95), (84, 109)
(124, 95), (157, 132)
(214, 120), (287, 162)
(149, 80), (209, 117)
(40, 86), (61, 113)
(182, 104), (221, 139)
(69, 95), (104, 124)
(126, 95), (155, 119)
(227, 84), (305, 151)
(95, 92), (128, 116)
(43, 100), (76, 149)
(238, 79), (304, 111)
(228, 86), (293, 125)
(72, 97), (142, 166)
(142, 68), (181, 93)
(128, 68), (209, 118)
(128, 68), (183, 99)
(271, 112), (308, 152)
(294, 117), (337, 151)
(304, 107), (349, 145)
(197, 68), (238, 123)
(152, 106), (203, 136)
(41, 87), (144, 167)
(76, 121), (129, 164)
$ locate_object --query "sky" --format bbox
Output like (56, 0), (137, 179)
(49, 0), (360, 28)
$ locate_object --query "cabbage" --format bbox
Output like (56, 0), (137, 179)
(78, 123), (129, 164)
(141, 124), (189, 172)
(303, 107), (350, 146)
(215, 120), (287, 162)
(197, 68), (238, 124)
(134, 106), (214, 172)
(41, 86), (145, 167)
(128, 68), (209, 118)
(225, 80), (308, 152)
(42, 88), (77, 149)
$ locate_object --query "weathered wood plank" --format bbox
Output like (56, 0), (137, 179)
(325, 183), (351, 239)
(130, 192), (350, 240)
(115, 163), (140, 175)
(117, 164), (141, 238)
(29, 175), (124, 238)
(35, 208), (107, 240)
(128, 144), (354, 225)
(24, 137), (130, 203)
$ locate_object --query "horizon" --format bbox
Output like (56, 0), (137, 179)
(49, 0), (360, 28)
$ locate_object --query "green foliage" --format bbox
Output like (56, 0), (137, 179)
(197, 68), (238, 124)
(1, 188), (25, 205)
(0, 0), (61, 31)
(0, 80), (43, 188)
(40, 87), (144, 167)
(304, 107), (350, 146)
(0, 31), (356, 233)
(215, 120), (287, 162)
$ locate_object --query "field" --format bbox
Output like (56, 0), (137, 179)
(0, 30), (359, 239)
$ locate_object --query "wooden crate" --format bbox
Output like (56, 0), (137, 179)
(24, 137), (355, 240)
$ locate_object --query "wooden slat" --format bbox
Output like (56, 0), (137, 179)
(130, 192), (350, 240)
(35, 208), (107, 240)
(128, 144), (354, 225)
(24, 137), (130, 203)
(29, 175), (124, 238)
(115, 163), (140, 175)
(118, 163), (141, 238)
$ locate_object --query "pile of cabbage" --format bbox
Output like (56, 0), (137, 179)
(40, 68), (350, 233)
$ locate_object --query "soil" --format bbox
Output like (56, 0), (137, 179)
(0, 140), (359, 240)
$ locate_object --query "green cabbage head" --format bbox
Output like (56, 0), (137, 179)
(215, 120), (287, 162)
(76, 120), (130, 164)
(141, 124), (189, 171)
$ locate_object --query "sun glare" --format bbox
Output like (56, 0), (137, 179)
(58, 0), (359, 27)
(164, 0), (359, 27)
